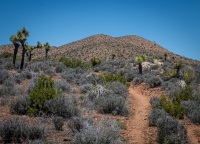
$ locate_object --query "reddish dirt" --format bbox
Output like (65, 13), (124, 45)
(124, 84), (157, 144)
(184, 118), (200, 144)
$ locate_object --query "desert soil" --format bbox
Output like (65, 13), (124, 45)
(124, 84), (157, 144)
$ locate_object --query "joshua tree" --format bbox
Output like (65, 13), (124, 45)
(44, 42), (50, 60)
(25, 43), (34, 62)
(37, 41), (43, 48)
(10, 35), (20, 66)
(135, 54), (146, 75)
(164, 52), (168, 61)
(17, 27), (30, 69)
(174, 61), (182, 79)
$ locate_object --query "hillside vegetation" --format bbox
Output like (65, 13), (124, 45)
(0, 32), (200, 143)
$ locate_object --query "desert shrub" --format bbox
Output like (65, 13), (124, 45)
(61, 67), (85, 85)
(55, 81), (70, 92)
(4, 60), (15, 70)
(10, 96), (29, 115)
(80, 84), (93, 93)
(146, 76), (162, 88)
(150, 97), (161, 109)
(13, 73), (26, 84)
(28, 75), (61, 116)
(0, 69), (9, 84)
(156, 116), (188, 144)
(124, 71), (134, 82)
(1, 76), (17, 96)
(161, 78), (181, 98)
(59, 57), (89, 69)
(148, 108), (168, 126)
(173, 85), (193, 104)
(52, 116), (64, 130)
(80, 73), (102, 85)
(72, 119), (121, 144)
(0, 119), (28, 143)
(90, 57), (101, 66)
(44, 95), (80, 118)
(181, 101), (200, 124)
(55, 63), (66, 73)
(27, 75), (39, 94)
(95, 94), (129, 116)
(43, 68), (55, 77)
(183, 70), (195, 84)
(132, 76), (144, 84)
(106, 82), (128, 98)
(87, 85), (108, 102)
(28, 126), (44, 140)
(0, 51), (12, 58)
(21, 70), (33, 79)
(160, 96), (184, 119)
(151, 64), (159, 70)
(68, 116), (85, 133)
(161, 68), (177, 81)
(100, 73), (129, 87)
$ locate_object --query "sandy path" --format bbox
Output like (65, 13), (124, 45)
(124, 85), (157, 144)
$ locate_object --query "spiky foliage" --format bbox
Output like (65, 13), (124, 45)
(164, 52), (168, 61)
(37, 41), (43, 48)
(135, 54), (146, 74)
(44, 42), (50, 60)
(16, 27), (30, 69)
(10, 35), (20, 66)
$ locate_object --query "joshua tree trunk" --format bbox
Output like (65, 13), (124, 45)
(20, 42), (26, 69)
(29, 52), (32, 61)
(164, 55), (166, 61)
(13, 44), (20, 66)
(139, 64), (142, 75)
(45, 50), (48, 60)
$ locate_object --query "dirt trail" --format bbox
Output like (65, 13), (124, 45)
(184, 118), (200, 144)
(124, 85), (157, 144)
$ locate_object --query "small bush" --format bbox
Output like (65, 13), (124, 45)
(173, 85), (193, 104)
(28, 126), (44, 140)
(100, 73), (129, 87)
(161, 68), (177, 81)
(90, 57), (101, 66)
(52, 116), (64, 130)
(150, 97), (161, 109)
(0, 119), (28, 143)
(59, 57), (89, 69)
(183, 70), (195, 84)
(95, 94), (129, 116)
(132, 76), (144, 84)
(55, 81), (70, 92)
(160, 96), (184, 119)
(0, 69), (9, 84)
(10, 96), (29, 115)
(0, 52), (12, 58)
(80, 84), (93, 93)
(148, 108), (168, 126)
(156, 116), (188, 144)
(44, 95), (80, 118)
(68, 116), (84, 133)
(106, 82), (128, 98)
(146, 76), (162, 88)
(28, 75), (61, 116)
(55, 63), (66, 73)
(72, 119), (121, 144)
(181, 101), (200, 124)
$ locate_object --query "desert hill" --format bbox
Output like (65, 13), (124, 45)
(0, 34), (194, 62)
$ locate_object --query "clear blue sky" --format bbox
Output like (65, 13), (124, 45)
(0, 0), (200, 60)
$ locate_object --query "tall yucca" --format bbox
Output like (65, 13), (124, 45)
(135, 54), (146, 74)
(10, 35), (20, 66)
(44, 42), (50, 60)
